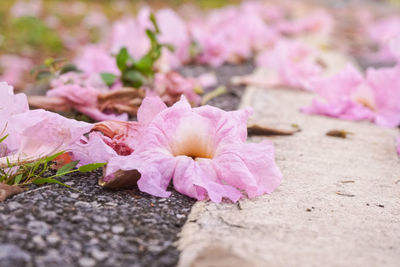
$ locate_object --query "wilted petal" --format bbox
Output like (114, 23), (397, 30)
(173, 157), (242, 203)
(70, 132), (118, 166)
(366, 66), (400, 127)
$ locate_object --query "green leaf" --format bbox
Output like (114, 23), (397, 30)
(100, 73), (118, 87)
(60, 63), (79, 75)
(132, 56), (153, 76)
(78, 163), (106, 173)
(33, 177), (74, 189)
(14, 174), (23, 185)
(0, 134), (8, 144)
(146, 29), (158, 46)
(36, 71), (53, 80)
(122, 70), (144, 88)
(163, 43), (175, 52)
(56, 160), (79, 176)
(116, 47), (129, 72)
(149, 13), (160, 34)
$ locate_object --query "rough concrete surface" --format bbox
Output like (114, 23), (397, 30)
(177, 76), (400, 267)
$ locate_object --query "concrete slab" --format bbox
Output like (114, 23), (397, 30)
(177, 81), (400, 267)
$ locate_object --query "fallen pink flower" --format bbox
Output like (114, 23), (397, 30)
(302, 65), (374, 120)
(106, 96), (282, 203)
(109, 8), (190, 70)
(256, 40), (323, 90)
(303, 64), (400, 127)
(11, 0), (42, 18)
(30, 72), (129, 122)
(0, 82), (92, 166)
(74, 45), (119, 75)
(276, 10), (333, 37)
(190, 3), (277, 66)
(70, 98), (166, 170)
(366, 66), (400, 127)
(0, 55), (33, 87)
(367, 17), (400, 62)
(152, 71), (201, 106)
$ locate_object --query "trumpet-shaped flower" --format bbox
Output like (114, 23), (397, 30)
(0, 82), (92, 166)
(44, 73), (128, 121)
(302, 65), (374, 120)
(303, 64), (400, 127)
(256, 41), (323, 90)
(106, 96), (282, 203)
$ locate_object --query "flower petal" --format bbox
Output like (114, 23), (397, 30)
(137, 96), (167, 126)
(173, 157), (242, 203)
(214, 140), (282, 198)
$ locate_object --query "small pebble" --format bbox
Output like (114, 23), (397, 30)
(46, 232), (61, 245)
(78, 257), (96, 267)
(74, 201), (91, 209)
(27, 221), (49, 235)
(90, 248), (109, 261)
(7, 202), (22, 211)
(111, 225), (125, 234)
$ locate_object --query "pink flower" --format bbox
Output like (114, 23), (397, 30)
(46, 73), (128, 122)
(256, 41), (323, 90)
(303, 64), (400, 127)
(366, 66), (400, 127)
(74, 45), (119, 75)
(368, 17), (400, 62)
(0, 82), (29, 153)
(11, 0), (42, 18)
(190, 3), (277, 66)
(302, 65), (374, 120)
(152, 71), (201, 106)
(109, 8), (190, 69)
(155, 9), (191, 69)
(276, 10), (333, 36)
(106, 96), (282, 203)
(0, 55), (33, 87)
(0, 82), (92, 166)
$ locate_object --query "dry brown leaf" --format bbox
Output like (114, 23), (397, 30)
(99, 169), (140, 189)
(98, 88), (145, 116)
(326, 129), (353, 138)
(247, 123), (301, 136)
(0, 183), (25, 202)
(28, 96), (71, 112)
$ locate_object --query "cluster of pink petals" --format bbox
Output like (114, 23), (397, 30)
(0, 55), (33, 87)
(302, 64), (400, 127)
(275, 10), (333, 37)
(74, 45), (119, 75)
(107, 8), (191, 70)
(11, 0), (42, 18)
(151, 71), (202, 106)
(70, 121), (139, 166)
(256, 40), (323, 90)
(0, 82), (92, 165)
(190, 3), (278, 67)
(368, 17), (400, 62)
(47, 72), (128, 121)
(103, 96), (282, 203)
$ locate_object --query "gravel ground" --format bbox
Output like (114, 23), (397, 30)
(0, 62), (254, 267)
